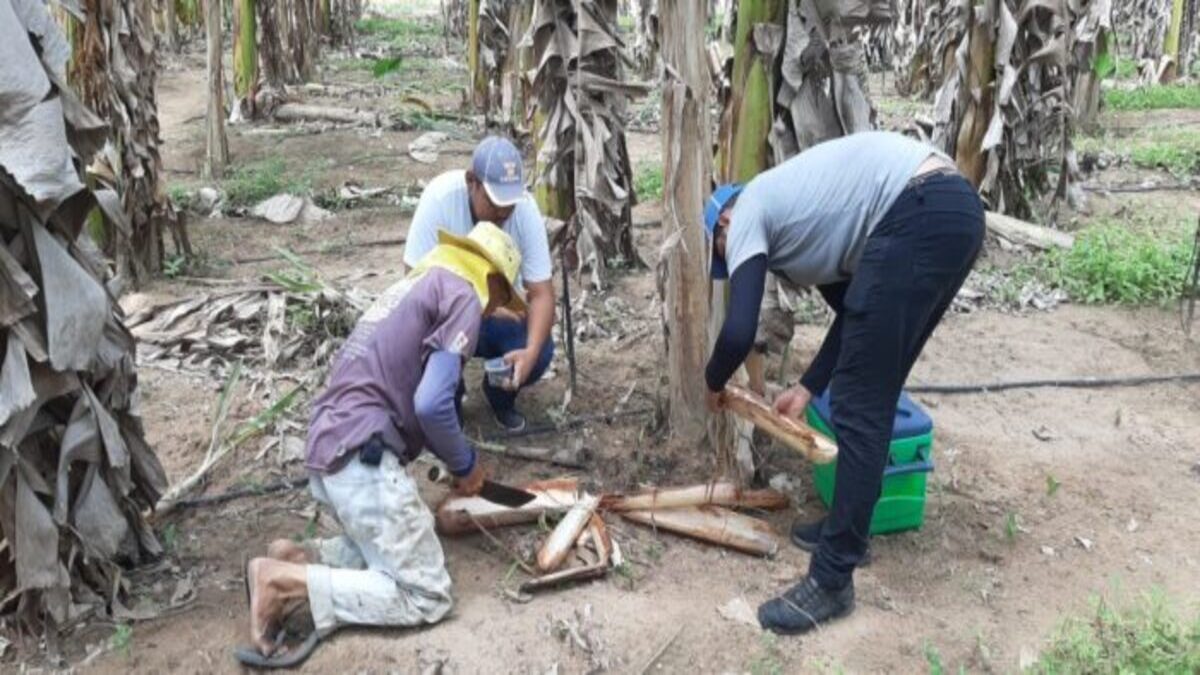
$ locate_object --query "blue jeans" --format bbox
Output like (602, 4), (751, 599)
(808, 172), (984, 591)
(474, 316), (555, 414)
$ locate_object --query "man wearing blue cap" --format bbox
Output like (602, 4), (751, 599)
(404, 136), (555, 432)
(703, 131), (985, 634)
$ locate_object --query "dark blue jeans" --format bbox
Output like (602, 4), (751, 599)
(809, 172), (984, 591)
(474, 316), (555, 414)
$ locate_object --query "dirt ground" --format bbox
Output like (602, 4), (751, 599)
(25, 6), (1200, 675)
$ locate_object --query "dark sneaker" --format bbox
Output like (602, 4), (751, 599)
(789, 518), (872, 565)
(492, 407), (527, 432)
(757, 576), (855, 635)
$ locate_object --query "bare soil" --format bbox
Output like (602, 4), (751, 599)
(27, 9), (1200, 675)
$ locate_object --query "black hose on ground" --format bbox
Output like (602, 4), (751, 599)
(907, 373), (1200, 395)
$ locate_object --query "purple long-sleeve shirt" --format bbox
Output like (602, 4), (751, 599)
(307, 268), (479, 475)
(414, 350), (475, 476)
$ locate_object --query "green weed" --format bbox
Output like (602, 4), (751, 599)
(1005, 512), (1020, 542)
(221, 158), (312, 208)
(1044, 224), (1192, 305)
(634, 162), (664, 202)
(163, 254), (187, 279)
(161, 523), (179, 553)
(924, 641), (946, 674)
(167, 184), (193, 210)
(1046, 474), (1061, 497)
(1105, 85), (1200, 111)
(372, 56), (405, 78)
(110, 623), (133, 656)
(1030, 592), (1200, 674)
(749, 633), (785, 675)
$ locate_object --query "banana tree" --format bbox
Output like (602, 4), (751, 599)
(66, 0), (190, 283)
(1, 0), (168, 631)
(529, 0), (644, 290)
(931, 0), (1090, 218)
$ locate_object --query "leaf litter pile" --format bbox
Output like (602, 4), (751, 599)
(127, 251), (372, 383)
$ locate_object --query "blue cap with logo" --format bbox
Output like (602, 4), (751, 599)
(704, 183), (743, 279)
(472, 136), (526, 207)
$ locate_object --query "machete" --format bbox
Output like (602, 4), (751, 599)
(427, 464), (537, 508)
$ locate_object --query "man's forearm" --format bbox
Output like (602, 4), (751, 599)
(524, 281), (556, 353)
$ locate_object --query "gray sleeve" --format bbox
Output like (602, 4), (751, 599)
(514, 198), (553, 283)
(403, 190), (444, 269)
(724, 199), (770, 278)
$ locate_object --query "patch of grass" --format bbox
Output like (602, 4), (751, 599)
(1105, 85), (1200, 111)
(1043, 223), (1193, 305)
(355, 16), (439, 40)
(221, 158), (312, 208)
(633, 162), (664, 202)
(1113, 56), (1139, 80)
(1075, 125), (1200, 176)
(1128, 141), (1200, 176)
(1030, 592), (1200, 674)
(110, 624), (133, 656)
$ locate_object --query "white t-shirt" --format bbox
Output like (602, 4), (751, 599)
(402, 170), (552, 287)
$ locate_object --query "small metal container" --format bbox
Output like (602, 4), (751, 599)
(484, 357), (513, 387)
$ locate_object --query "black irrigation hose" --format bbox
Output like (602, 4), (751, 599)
(907, 373), (1200, 395)
(172, 475), (310, 510)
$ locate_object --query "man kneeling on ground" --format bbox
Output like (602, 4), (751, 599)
(236, 223), (525, 668)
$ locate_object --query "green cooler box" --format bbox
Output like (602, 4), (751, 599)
(806, 390), (934, 535)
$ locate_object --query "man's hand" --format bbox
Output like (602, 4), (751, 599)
(774, 384), (813, 420)
(706, 387), (725, 414)
(501, 347), (537, 391)
(452, 461), (487, 496)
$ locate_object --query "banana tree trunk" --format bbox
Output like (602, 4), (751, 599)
(165, 0), (179, 50)
(468, 0), (486, 110)
(205, 0), (228, 179)
(1163, 0), (1188, 81)
(233, 0), (257, 100)
(660, 0), (714, 448)
(720, 0), (784, 182)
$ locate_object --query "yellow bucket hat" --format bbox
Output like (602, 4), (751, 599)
(412, 221), (526, 314)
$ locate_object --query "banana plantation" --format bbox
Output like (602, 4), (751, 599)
(1, 0), (1198, 671)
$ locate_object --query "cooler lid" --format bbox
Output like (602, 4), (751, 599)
(809, 389), (933, 440)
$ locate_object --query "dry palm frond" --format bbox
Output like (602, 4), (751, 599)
(68, 0), (189, 287)
(1, 0), (167, 632)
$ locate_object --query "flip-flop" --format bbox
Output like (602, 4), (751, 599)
(233, 631), (321, 670)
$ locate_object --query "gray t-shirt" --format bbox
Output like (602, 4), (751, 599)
(724, 132), (938, 286)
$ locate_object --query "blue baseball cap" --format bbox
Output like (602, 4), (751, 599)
(704, 183), (743, 279)
(471, 136), (525, 207)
